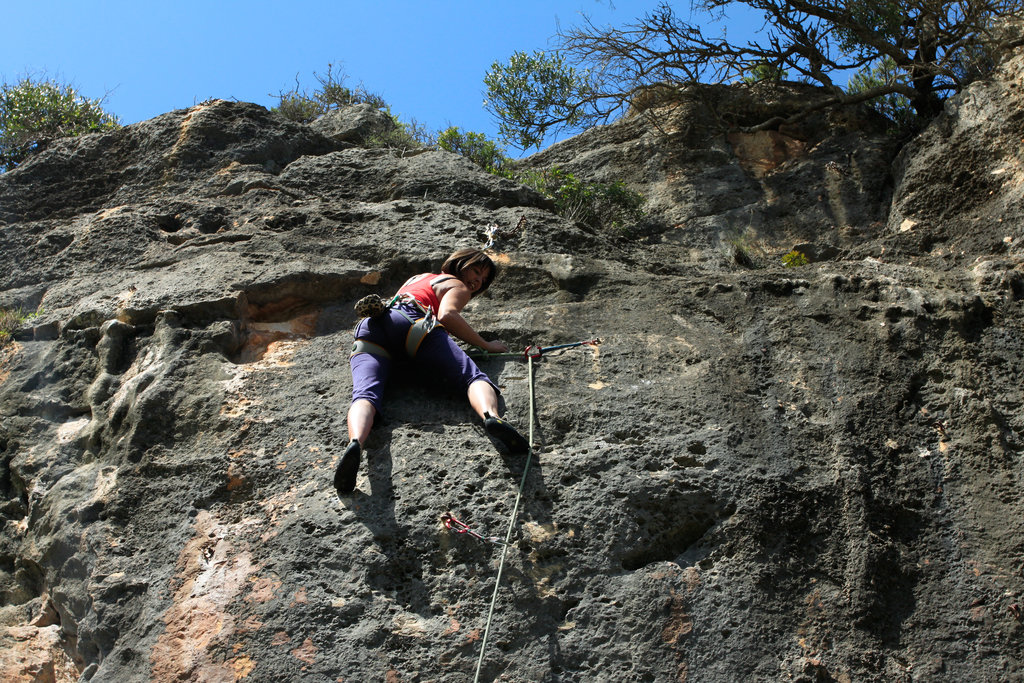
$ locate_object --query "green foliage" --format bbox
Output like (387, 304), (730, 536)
(484, 50), (592, 150)
(0, 309), (18, 345)
(434, 130), (645, 235)
(517, 166), (645, 232)
(272, 93), (324, 124)
(836, 0), (906, 58)
(483, 1), (1023, 147)
(847, 57), (920, 133)
(723, 230), (765, 269)
(272, 63), (387, 124)
(742, 62), (788, 83)
(437, 127), (511, 175)
(272, 64), (434, 154)
(782, 250), (810, 268)
(364, 114), (433, 153)
(0, 306), (42, 345)
(0, 76), (119, 171)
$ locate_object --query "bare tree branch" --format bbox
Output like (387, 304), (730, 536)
(485, 0), (1023, 147)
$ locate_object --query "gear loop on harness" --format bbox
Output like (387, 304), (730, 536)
(393, 299), (439, 358)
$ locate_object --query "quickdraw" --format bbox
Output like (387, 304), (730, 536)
(472, 338), (602, 360)
(482, 216), (527, 251)
(527, 338), (601, 358)
(441, 512), (508, 546)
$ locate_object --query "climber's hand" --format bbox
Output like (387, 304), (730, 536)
(483, 340), (509, 353)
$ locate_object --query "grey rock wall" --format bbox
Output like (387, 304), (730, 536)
(0, 51), (1022, 682)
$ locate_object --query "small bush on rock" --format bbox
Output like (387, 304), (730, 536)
(518, 166), (645, 232)
(0, 306), (41, 345)
(272, 93), (324, 125)
(0, 309), (18, 345)
(782, 250), (810, 267)
(273, 64), (435, 155)
(428, 126), (645, 234)
(0, 76), (119, 172)
(272, 63), (388, 124)
(365, 114), (433, 153)
(723, 230), (766, 268)
(437, 127), (512, 175)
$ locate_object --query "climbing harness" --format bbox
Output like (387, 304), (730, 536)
(350, 293), (440, 359)
(391, 299), (439, 357)
(441, 512), (508, 546)
(350, 339), (392, 359)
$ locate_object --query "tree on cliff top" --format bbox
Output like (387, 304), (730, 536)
(0, 76), (119, 172)
(485, 0), (1024, 148)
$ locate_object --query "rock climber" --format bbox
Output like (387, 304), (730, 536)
(334, 248), (529, 495)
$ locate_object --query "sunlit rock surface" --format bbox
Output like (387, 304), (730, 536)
(1, 50), (1022, 682)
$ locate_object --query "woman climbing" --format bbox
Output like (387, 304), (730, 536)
(335, 248), (529, 495)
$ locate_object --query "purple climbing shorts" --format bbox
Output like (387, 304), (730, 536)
(350, 304), (497, 412)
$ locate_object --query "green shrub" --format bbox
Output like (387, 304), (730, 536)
(847, 57), (920, 134)
(0, 309), (19, 345)
(484, 50), (593, 150)
(0, 76), (119, 171)
(782, 250), (810, 267)
(518, 166), (645, 232)
(0, 306), (42, 345)
(364, 114), (433, 153)
(379, 122), (644, 233)
(742, 61), (788, 83)
(273, 64), (434, 154)
(272, 93), (324, 124)
(271, 63), (388, 124)
(437, 127), (511, 175)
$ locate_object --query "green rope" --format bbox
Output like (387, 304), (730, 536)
(473, 354), (536, 682)
(469, 350), (524, 359)
(470, 339), (600, 361)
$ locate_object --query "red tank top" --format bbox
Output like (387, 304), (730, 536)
(397, 273), (453, 316)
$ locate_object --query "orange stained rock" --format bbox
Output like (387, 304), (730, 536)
(150, 510), (257, 682)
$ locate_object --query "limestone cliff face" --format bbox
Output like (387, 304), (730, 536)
(1, 51), (1022, 682)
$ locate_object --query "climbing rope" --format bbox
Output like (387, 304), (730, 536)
(436, 339), (597, 679)
(472, 353), (537, 683)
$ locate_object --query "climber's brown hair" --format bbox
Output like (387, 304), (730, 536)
(441, 248), (497, 298)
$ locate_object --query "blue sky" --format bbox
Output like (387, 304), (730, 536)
(2, 0), (760, 153)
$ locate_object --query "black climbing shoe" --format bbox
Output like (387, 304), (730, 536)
(354, 294), (387, 318)
(334, 439), (361, 494)
(484, 413), (530, 455)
